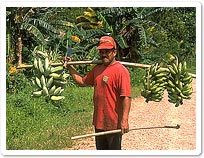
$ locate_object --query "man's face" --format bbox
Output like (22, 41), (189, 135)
(99, 49), (116, 66)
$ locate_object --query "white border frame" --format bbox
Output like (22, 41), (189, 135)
(0, 0), (202, 156)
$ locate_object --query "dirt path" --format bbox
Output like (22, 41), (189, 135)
(71, 79), (196, 150)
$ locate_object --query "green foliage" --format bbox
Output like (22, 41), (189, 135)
(6, 66), (31, 94)
(128, 67), (146, 87)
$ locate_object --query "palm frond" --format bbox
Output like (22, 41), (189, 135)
(96, 12), (113, 34)
(25, 18), (59, 35)
(21, 23), (46, 44)
(115, 35), (129, 49)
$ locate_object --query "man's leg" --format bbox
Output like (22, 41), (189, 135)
(106, 133), (122, 150)
(95, 128), (109, 150)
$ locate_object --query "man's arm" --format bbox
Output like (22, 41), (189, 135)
(64, 57), (86, 87)
(121, 96), (131, 134)
(67, 65), (87, 87)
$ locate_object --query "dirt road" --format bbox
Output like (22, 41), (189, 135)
(72, 79), (196, 150)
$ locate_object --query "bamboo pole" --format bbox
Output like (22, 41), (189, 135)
(16, 60), (151, 69)
(17, 60), (196, 78)
(71, 124), (180, 140)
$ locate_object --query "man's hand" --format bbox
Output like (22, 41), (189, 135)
(121, 119), (129, 134)
(63, 48), (73, 68)
(63, 56), (72, 68)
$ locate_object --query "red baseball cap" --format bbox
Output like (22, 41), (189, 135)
(96, 36), (116, 50)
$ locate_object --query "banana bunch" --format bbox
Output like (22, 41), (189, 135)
(32, 50), (69, 101)
(141, 63), (169, 103)
(167, 61), (193, 107)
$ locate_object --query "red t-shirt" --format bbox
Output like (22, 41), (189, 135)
(82, 62), (131, 130)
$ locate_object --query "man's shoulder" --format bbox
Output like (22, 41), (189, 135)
(115, 62), (129, 70)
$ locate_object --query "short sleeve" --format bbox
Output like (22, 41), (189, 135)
(82, 67), (95, 86)
(118, 68), (131, 97)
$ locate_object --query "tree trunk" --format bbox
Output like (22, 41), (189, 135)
(17, 37), (23, 66)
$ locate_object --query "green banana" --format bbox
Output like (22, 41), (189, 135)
(42, 86), (49, 96)
(180, 92), (190, 99)
(182, 61), (187, 73)
(182, 87), (193, 96)
(31, 79), (37, 88)
(51, 66), (64, 73)
(32, 90), (43, 97)
(59, 89), (64, 94)
(41, 75), (46, 87)
(172, 63), (178, 74)
(167, 80), (175, 88)
(44, 57), (49, 71)
(47, 77), (54, 88)
(38, 58), (44, 73)
(62, 73), (70, 80)
(168, 65), (176, 75)
(53, 80), (67, 87)
(149, 65), (155, 75)
(36, 50), (47, 59)
(49, 73), (61, 79)
(155, 72), (167, 78)
(34, 58), (38, 69)
(175, 87), (182, 93)
(35, 77), (42, 88)
(44, 66), (51, 77)
(156, 77), (167, 83)
(178, 81), (183, 90)
(178, 62), (182, 74)
(49, 85), (56, 95)
(51, 96), (65, 101)
(159, 82), (167, 87)
(182, 75), (192, 83)
(53, 87), (62, 95)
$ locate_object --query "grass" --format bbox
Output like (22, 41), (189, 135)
(6, 85), (95, 150)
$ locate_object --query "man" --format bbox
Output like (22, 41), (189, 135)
(64, 36), (131, 150)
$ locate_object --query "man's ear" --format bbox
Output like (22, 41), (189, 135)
(113, 49), (117, 56)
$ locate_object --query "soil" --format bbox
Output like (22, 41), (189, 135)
(71, 79), (196, 150)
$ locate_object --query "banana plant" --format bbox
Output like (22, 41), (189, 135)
(6, 7), (60, 66)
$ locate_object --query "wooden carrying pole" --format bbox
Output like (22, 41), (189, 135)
(17, 60), (150, 69)
(71, 124), (180, 140)
(17, 60), (196, 78)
